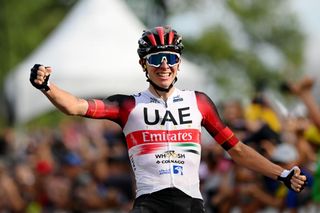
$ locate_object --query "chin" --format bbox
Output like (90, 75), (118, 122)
(160, 82), (172, 88)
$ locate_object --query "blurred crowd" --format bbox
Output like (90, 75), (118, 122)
(0, 76), (319, 213)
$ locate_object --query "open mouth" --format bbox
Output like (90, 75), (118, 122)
(156, 72), (171, 78)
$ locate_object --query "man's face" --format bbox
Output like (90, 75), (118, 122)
(144, 51), (181, 89)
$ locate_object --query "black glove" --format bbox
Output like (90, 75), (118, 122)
(277, 166), (306, 191)
(30, 64), (50, 91)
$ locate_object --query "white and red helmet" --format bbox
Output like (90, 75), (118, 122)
(137, 26), (184, 58)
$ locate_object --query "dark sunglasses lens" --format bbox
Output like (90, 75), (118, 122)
(147, 54), (162, 67)
(166, 54), (179, 66)
(147, 53), (179, 67)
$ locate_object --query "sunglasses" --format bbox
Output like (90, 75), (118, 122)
(145, 52), (180, 68)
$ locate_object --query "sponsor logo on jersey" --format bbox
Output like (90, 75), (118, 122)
(159, 166), (184, 175)
(159, 168), (171, 175)
(154, 150), (188, 164)
(126, 129), (200, 149)
(133, 93), (141, 97)
(130, 156), (136, 171)
(149, 97), (160, 103)
(143, 131), (193, 143)
(143, 107), (192, 125)
(173, 165), (183, 175)
(155, 151), (186, 159)
(156, 159), (185, 164)
(173, 95), (183, 103)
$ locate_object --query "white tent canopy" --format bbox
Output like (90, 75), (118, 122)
(4, 0), (209, 124)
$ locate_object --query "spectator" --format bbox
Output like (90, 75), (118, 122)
(286, 76), (320, 129)
(0, 161), (26, 212)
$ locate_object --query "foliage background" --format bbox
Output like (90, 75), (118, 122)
(0, 0), (306, 127)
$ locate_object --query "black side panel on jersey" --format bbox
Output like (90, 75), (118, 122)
(105, 94), (136, 128)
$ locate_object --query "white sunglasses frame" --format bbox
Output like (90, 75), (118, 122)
(144, 51), (181, 68)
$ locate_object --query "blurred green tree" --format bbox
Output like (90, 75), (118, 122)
(0, 0), (305, 126)
(185, 0), (304, 98)
(127, 0), (305, 98)
(0, 0), (76, 126)
(0, 0), (76, 87)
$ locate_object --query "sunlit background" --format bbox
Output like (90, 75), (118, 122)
(0, 0), (319, 126)
(0, 0), (319, 212)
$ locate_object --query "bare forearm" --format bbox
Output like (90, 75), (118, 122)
(228, 142), (283, 179)
(43, 83), (88, 116)
(299, 92), (320, 129)
(289, 76), (320, 129)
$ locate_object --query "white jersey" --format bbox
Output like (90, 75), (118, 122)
(85, 88), (239, 199)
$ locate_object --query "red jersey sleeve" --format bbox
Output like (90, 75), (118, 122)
(195, 91), (239, 150)
(85, 94), (135, 128)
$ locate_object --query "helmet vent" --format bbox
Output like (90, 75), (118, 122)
(155, 26), (165, 45)
(146, 32), (157, 46)
(137, 26), (184, 58)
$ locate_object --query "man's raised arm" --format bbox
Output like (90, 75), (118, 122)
(29, 64), (88, 116)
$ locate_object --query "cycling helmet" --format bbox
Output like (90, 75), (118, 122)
(137, 26), (184, 58)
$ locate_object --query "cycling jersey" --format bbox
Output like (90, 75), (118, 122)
(85, 88), (239, 199)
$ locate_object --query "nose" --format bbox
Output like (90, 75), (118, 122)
(160, 58), (169, 69)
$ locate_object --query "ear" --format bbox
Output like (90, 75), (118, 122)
(139, 59), (147, 72)
(177, 60), (181, 71)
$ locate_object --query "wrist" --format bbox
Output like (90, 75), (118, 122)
(41, 81), (50, 92)
(278, 169), (290, 179)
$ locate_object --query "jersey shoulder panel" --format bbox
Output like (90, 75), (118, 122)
(85, 94), (135, 127)
(106, 94), (136, 127)
(195, 91), (239, 150)
(194, 91), (220, 124)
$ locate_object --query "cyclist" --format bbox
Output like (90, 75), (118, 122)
(30, 26), (307, 213)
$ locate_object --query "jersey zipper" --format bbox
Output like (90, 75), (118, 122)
(164, 99), (174, 187)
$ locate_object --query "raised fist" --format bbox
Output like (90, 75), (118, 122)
(287, 76), (315, 96)
(277, 166), (307, 192)
(30, 64), (51, 91)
